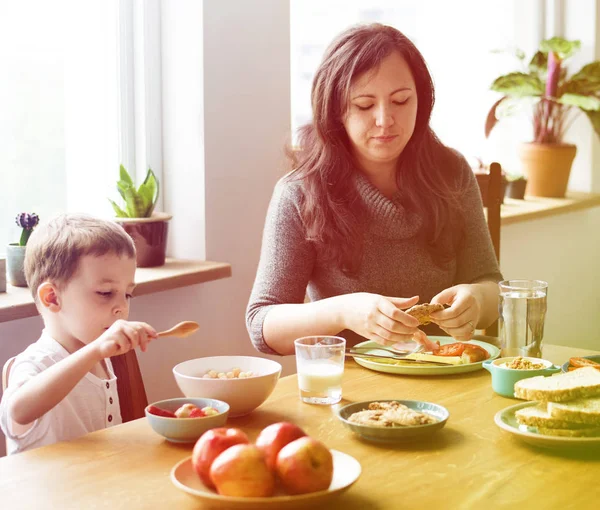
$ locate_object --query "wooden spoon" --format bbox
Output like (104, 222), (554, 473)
(157, 321), (200, 338)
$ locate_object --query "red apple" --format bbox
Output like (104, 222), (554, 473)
(275, 436), (334, 495)
(255, 422), (307, 470)
(192, 427), (249, 488)
(209, 444), (275, 497)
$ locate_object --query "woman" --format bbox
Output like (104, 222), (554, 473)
(246, 23), (502, 356)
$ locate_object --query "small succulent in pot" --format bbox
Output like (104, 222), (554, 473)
(15, 212), (40, 246)
(109, 165), (171, 267)
(109, 165), (159, 218)
(7, 212), (39, 287)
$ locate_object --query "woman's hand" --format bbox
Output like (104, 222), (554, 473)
(340, 293), (439, 351)
(429, 284), (482, 340)
(94, 320), (158, 359)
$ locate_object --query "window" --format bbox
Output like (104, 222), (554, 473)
(0, 0), (162, 251)
(290, 0), (543, 173)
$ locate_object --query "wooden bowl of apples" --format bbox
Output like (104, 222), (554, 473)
(170, 422), (361, 508)
(145, 397), (229, 443)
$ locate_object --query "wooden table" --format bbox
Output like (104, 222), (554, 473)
(1, 343), (599, 510)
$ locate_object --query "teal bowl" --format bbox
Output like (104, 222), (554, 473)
(483, 357), (560, 398)
(145, 397), (229, 443)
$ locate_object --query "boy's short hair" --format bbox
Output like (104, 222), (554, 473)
(24, 213), (136, 300)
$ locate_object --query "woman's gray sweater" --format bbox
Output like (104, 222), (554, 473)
(246, 163), (502, 355)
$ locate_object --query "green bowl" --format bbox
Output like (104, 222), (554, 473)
(483, 357), (560, 398)
(336, 399), (449, 443)
(145, 397), (229, 443)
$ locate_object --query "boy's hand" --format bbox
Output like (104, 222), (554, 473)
(94, 320), (158, 359)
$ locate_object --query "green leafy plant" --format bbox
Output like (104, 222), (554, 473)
(485, 37), (600, 144)
(109, 165), (159, 218)
(14, 213), (40, 246)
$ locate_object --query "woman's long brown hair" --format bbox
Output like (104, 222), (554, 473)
(287, 23), (465, 273)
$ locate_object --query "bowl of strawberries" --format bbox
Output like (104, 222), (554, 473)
(145, 397), (229, 443)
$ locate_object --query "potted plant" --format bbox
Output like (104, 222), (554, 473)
(485, 37), (600, 198)
(6, 213), (40, 287)
(109, 165), (172, 267)
(504, 172), (528, 200)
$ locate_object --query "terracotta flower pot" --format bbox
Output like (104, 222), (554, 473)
(518, 143), (576, 198)
(114, 212), (172, 268)
(6, 243), (28, 287)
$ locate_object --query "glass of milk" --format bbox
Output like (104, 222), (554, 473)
(294, 336), (345, 405)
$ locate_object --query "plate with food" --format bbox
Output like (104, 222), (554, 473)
(561, 355), (600, 373)
(170, 449), (361, 509)
(495, 367), (600, 449)
(350, 337), (500, 375)
(495, 401), (600, 449)
(336, 399), (449, 442)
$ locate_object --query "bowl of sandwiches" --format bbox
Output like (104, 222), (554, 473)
(495, 366), (600, 446)
(483, 356), (560, 398)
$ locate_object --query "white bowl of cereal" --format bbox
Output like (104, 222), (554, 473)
(172, 356), (282, 417)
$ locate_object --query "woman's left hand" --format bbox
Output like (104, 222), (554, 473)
(428, 284), (481, 341)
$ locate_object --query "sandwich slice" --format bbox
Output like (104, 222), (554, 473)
(548, 396), (600, 426)
(515, 403), (593, 429)
(535, 426), (600, 437)
(514, 367), (600, 402)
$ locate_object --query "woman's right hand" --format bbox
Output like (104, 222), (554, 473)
(340, 293), (437, 350)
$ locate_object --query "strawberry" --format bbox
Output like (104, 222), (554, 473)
(189, 408), (206, 418)
(147, 405), (176, 418)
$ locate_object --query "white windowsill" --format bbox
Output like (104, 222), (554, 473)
(0, 258), (232, 324)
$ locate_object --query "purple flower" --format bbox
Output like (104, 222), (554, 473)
(15, 212), (40, 246)
(15, 212), (40, 230)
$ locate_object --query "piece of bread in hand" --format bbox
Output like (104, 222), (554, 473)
(513, 367), (600, 402)
(547, 396), (600, 426)
(406, 303), (444, 325)
(515, 404), (592, 429)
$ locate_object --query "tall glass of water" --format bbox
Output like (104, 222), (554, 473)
(294, 336), (345, 405)
(498, 280), (548, 357)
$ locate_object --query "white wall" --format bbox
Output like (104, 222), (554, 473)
(138, 0), (297, 403)
(501, 207), (600, 352)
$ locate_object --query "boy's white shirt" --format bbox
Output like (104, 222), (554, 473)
(0, 329), (122, 455)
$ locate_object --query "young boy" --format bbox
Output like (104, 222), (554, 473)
(0, 214), (157, 455)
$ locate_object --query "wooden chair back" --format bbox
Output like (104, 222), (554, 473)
(473, 161), (503, 337)
(110, 351), (148, 423)
(474, 161), (502, 263)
